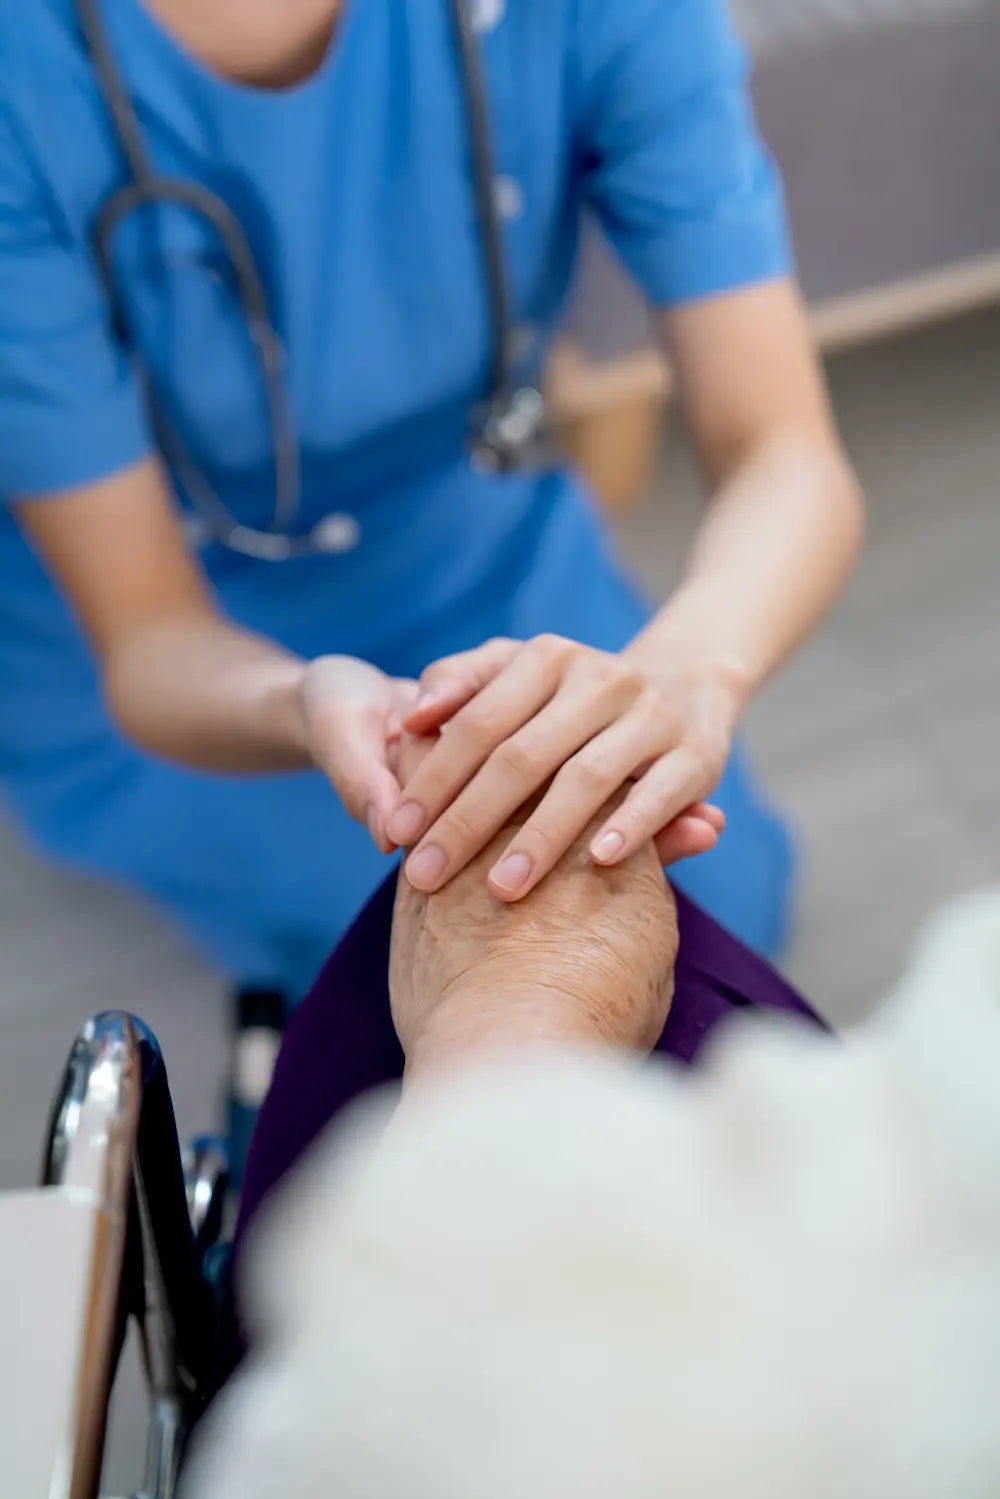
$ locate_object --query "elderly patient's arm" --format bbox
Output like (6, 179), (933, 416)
(389, 735), (679, 1088)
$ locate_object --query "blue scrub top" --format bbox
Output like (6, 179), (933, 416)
(0, 0), (795, 966)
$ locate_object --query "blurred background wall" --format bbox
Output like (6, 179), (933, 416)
(552, 0), (1000, 504)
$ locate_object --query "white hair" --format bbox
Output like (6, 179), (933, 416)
(184, 890), (1000, 1499)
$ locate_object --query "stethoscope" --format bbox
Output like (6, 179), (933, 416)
(76, 0), (551, 561)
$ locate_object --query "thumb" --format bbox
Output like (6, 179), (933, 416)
(403, 637), (519, 732)
(304, 658), (403, 850)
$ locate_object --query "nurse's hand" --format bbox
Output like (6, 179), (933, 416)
(301, 655), (420, 854)
(386, 635), (736, 900)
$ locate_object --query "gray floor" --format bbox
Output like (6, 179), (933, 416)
(1, 305), (999, 1491)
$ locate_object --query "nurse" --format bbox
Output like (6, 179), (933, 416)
(0, 0), (861, 1001)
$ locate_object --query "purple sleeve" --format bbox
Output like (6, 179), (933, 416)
(235, 873), (825, 1253)
(662, 885), (824, 1063)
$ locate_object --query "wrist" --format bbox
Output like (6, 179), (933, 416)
(625, 607), (754, 721)
(255, 658), (312, 768)
(404, 975), (605, 1088)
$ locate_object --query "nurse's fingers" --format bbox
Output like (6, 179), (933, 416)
(400, 679), (632, 890)
(305, 662), (418, 853)
(402, 637), (520, 734)
(488, 803), (720, 902)
(653, 812), (723, 867)
(481, 707), (689, 899)
(388, 640), (573, 847)
(589, 749), (712, 867)
(682, 801), (726, 835)
(385, 679), (423, 743)
(314, 722), (403, 854)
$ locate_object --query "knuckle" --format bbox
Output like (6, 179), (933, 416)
(532, 632), (573, 668)
(420, 653), (460, 686)
(439, 804), (487, 850)
(664, 758), (712, 808)
(420, 671), (454, 700)
(450, 704), (503, 754)
(493, 734), (544, 782)
(569, 652), (611, 688)
(683, 731), (725, 775)
(563, 751), (615, 797)
(617, 664), (646, 697)
(625, 801), (660, 841)
(604, 665), (645, 706)
(519, 819), (559, 859)
(576, 654), (644, 702)
(635, 692), (672, 736)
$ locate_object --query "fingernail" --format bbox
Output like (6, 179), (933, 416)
(387, 801), (424, 845)
(591, 831), (625, 864)
(366, 804), (383, 846)
(406, 844), (447, 890)
(489, 852), (533, 893)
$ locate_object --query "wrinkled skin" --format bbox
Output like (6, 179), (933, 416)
(389, 734), (678, 1079)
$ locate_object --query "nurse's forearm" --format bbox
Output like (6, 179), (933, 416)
(105, 614), (312, 773)
(633, 282), (864, 702)
(626, 426), (863, 700)
(15, 463), (314, 775)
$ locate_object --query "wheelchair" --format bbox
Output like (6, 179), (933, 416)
(38, 1011), (236, 1499)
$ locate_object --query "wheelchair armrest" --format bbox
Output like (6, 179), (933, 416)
(0, 1187), (111, 1499)
(42, 1013), (226, 1499)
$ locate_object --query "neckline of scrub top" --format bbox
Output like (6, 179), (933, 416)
(121, 0), (354, 107)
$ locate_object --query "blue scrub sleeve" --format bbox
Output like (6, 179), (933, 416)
(0, 103), (150, 498)
(572, 0), (793, 307)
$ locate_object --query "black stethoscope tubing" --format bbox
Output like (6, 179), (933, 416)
(75, 0), (548, 560)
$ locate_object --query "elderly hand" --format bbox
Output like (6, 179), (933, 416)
(384, 634), (733, 900)
(388, 734), (679, 1080)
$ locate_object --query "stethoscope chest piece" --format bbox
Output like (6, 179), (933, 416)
(470, 386), (555, 475)
(470, 0), (505, 32)
(182, 510), (362, 559)
(310, 512), (363, 554)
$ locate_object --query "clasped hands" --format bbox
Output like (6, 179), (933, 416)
(303, 632), (739, 904)
(388, 730), (679, 1084)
